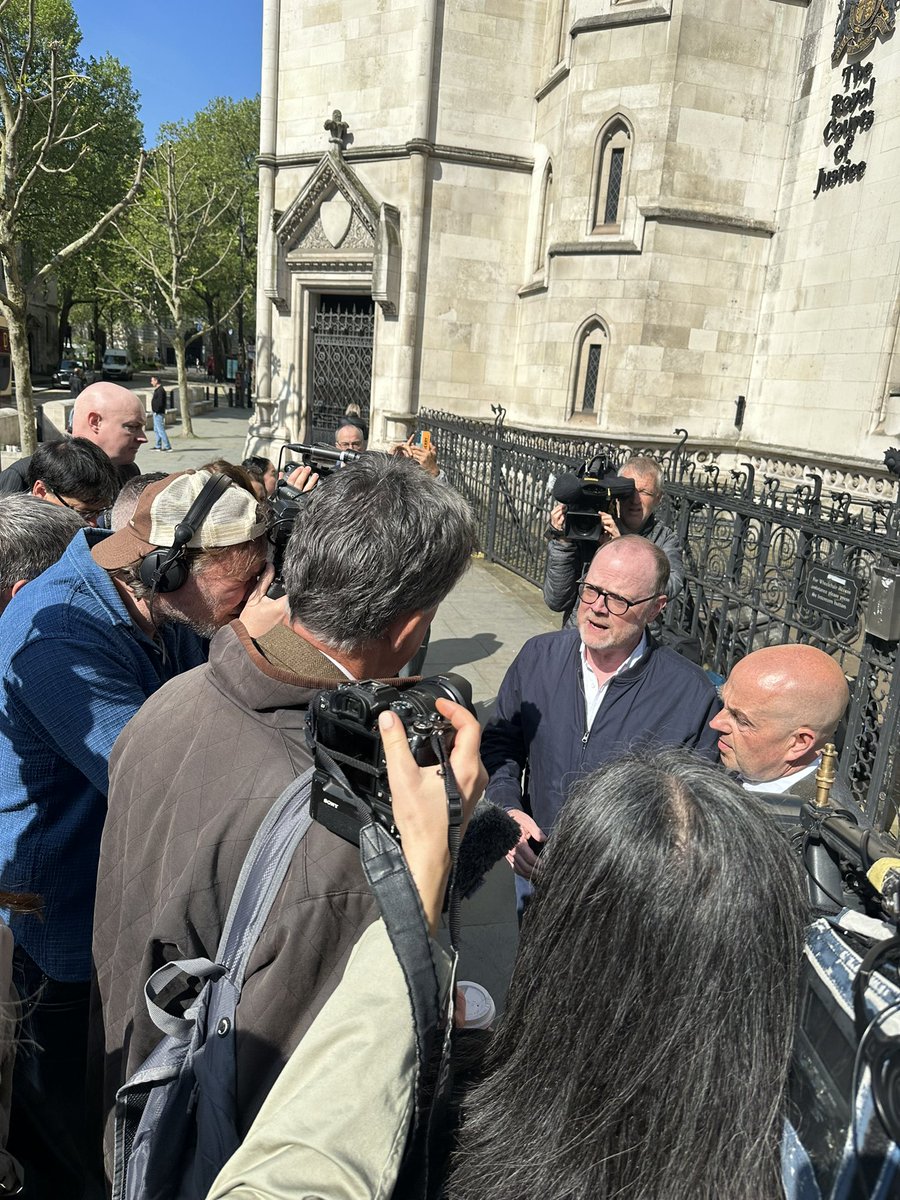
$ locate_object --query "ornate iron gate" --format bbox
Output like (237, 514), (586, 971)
(308, 296), (374, 445)
(416, 406), (900, 832)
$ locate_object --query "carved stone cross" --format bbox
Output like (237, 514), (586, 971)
(324, 110), (350, 156)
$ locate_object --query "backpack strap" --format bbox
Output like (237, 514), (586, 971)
(215, 766), (316, 977)
(142, 768), (315, 1039)
(125, 769), (315, 1200)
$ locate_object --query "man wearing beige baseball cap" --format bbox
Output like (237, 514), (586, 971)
(0, 468), (273, 1195)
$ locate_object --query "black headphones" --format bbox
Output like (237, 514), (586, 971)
(138, 472), (233, 594)
(853, 934), (900, 1144)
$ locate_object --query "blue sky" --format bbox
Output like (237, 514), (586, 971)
(74, 0), (263, 145)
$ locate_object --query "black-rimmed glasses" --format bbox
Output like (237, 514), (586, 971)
(576, 581), (660, 615)
(49, 488), (106, 522)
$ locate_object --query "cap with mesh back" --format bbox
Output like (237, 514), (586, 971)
(92, 469), (267, 571)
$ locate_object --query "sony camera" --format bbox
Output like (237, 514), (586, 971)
(551, 454), (636, 542)
(308, 673), (474, 846)
(266, 442), (361, 598)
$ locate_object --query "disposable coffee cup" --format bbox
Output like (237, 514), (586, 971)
(458, 980), (496, 1030)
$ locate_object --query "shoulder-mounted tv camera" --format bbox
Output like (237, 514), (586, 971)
(551, 454), (635, 542)
(266, 442), (361, 598)
(308, 673), (474, 847)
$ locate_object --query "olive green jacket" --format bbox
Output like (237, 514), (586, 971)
(207, 920), (453, 1200)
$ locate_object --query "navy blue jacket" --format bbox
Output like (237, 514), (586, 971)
(482, 629), (721, 832)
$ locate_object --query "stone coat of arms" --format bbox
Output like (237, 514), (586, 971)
(833, 0), (896, 66)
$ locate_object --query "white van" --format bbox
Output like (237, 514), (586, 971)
(102, 349), (133, 381)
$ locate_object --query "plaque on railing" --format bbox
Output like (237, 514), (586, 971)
(803, 567), (860, 624)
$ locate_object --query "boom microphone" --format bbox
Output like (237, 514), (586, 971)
(551, 473), (585, 505)
(456, 803), (521, 900)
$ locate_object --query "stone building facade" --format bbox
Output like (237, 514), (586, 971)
(249, 0), (900, 468)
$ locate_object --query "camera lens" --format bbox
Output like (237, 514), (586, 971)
(401, 673), (474, 719)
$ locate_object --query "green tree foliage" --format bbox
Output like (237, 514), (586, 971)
(183, 96), (259, 382)
(0, 0), (144, 452)
(104, 96), (259, 436)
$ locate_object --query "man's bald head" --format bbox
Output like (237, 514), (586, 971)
(710, 644), (849, 783)
(71, 382), (147, 466)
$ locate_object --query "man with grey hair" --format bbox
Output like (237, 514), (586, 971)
(0, 469), (273, 1196)
(334, 420), (367, 452)
(91, 453), (477, 1174)
(543, 454), (685, 623)
(0, 494), (84, 614)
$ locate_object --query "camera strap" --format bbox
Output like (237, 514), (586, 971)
(317, 732), (464, 1199)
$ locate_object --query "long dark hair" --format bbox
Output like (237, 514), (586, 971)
(447, 749), (808, 1200)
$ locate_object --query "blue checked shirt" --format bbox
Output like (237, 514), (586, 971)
(0, 528), (207, 981)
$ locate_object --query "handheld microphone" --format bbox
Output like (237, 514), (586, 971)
(455, 804), (521, 900)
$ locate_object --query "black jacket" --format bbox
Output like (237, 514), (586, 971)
(482, 628), (721, 831)
(150, 384), (167, 414)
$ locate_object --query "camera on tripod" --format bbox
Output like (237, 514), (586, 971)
(308, 673), (474, 847)
(266, 442), (361, 598)
(551, 454), (635, 542)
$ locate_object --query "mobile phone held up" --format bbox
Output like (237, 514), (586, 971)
(414, 430), (431, 451)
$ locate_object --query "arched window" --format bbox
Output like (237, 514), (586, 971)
(590, 117), (633, 234)
(553, 0), (569, 67)
(569, 317), (609, 419)
(534, 160), (553, 275)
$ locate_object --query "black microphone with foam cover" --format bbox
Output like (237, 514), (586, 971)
(455, 803), (521, 900)
(551, 472), (585, 505)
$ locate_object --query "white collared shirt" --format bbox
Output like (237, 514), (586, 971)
(581, 632), (648, 734)
(321, 650), (356, 681)
(743, 758), (820, 794)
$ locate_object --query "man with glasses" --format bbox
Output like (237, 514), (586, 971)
(26, 437), (120, 526)
(0, 382), (147, 495)
(483, 535), (719, 913)
(543, 455), (684, 624)
(335, 420), (367, 452)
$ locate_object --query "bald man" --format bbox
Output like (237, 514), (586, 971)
(710, 644), (854, 809)
(0, 382), (147, 495)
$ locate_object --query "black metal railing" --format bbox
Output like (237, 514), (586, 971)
(416, 406), (900, 831)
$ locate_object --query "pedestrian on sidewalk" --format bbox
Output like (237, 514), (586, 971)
(150, 376), (172, 451)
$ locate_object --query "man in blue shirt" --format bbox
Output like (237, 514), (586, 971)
(0, 469), (270, 1198)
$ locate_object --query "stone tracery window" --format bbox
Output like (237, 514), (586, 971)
(552, 0), (569, 67)
(534, 160), (553, 275)
(591, 117), (632, 234)
(569, 317), (609, 419)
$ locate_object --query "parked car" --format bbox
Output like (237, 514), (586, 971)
(52, 358), (88, 388)
(102, 349), (133, 381)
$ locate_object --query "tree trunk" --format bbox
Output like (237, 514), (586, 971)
(0, 262), (37, 454)
(174, 331), (194, 437)
(202, 293), (224, 382)
(58, 288), (74, 362)
(92, 299), (102, 370)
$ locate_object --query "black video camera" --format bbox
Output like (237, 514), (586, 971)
(308, 673), (474, 846)
(266, 442), (361, 598)
(551, 455), (636, 542)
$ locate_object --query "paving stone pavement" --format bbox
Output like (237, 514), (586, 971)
(426, 562), (558, 1015)
(134, 403), (252, 474)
